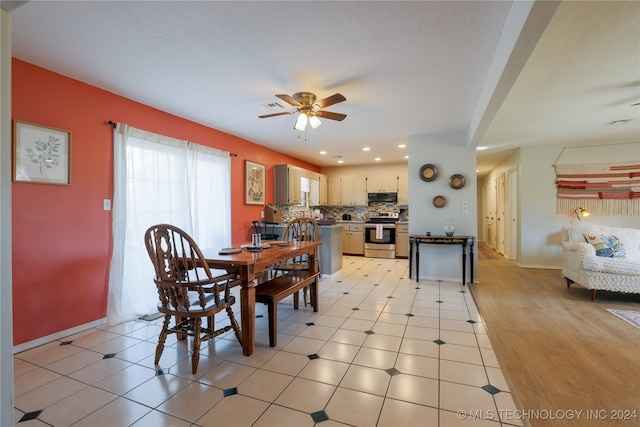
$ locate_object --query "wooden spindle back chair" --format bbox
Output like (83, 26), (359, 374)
(273, 217), (320, 306)
(144, 224), (243, 374)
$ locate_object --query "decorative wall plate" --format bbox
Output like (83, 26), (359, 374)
(433, 195), (447, 208)
(419, 164), (438, 182)
(448, 174), (466, 189)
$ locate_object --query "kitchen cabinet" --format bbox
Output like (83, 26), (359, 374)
(318, 174), (328, 205)
(341, 222), (364, 255)
(397, 174), (409, 205)
(340, 175), (367, 206)
(327, 175), (366, 206)
(310, 178), (320, 206)
(328, 176), (342, 205)
(395, 222), (409, 258)
(275, 165), (327, 206)
(275, 164), (302, 205)
(367, 175), (398, 193)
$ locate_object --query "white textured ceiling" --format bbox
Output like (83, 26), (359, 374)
(7, 1), (640, 175)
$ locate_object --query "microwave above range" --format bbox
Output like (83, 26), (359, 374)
(367, 192), (398, 203)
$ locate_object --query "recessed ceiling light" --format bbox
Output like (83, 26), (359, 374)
(363, 147), (370, 151)
(374, 157), (381, 161)
(398, 144), (406, 148)
(320, 151), (327, 155)
(337, 160), (344, 164)
(404, 155), (409, 159)
(476, 146), (489, 151)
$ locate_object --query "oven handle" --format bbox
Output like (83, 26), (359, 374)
(365, 223), (396, 228)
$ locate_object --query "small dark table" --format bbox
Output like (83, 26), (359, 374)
(409, 235), (475, 285)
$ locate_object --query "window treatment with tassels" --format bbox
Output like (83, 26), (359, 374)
(553, 143), (640, 216)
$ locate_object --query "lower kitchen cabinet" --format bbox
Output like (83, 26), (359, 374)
(341, 222), (364, 255)
(395, 222), (409, 258)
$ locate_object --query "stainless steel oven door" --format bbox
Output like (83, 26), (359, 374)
(364, 223), (396, 258)
(364, 223), (396, 245)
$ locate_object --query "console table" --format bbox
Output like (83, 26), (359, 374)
(409, 235), (475, 285)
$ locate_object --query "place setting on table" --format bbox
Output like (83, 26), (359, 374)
(218, 233), (290, 254)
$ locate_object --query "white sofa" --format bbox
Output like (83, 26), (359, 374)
(561, 222), (640, 300)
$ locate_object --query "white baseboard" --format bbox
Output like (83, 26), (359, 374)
(516, 263), (562, 270)
(13, 318), (107, 354)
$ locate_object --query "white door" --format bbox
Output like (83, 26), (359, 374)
(487, 179), (497, 249)
(506, 168), (518, 260)
(497, 173), (505, 255)
(481, 183), (487, 242)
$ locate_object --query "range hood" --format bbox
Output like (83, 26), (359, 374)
(367, 192), (398, 203)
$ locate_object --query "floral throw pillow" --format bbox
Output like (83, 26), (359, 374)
(583, 234), (626, 258)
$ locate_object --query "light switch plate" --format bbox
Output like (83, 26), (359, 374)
(103, 199), (111, 211)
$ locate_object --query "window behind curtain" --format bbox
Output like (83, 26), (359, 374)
(107, 124), (231, 324)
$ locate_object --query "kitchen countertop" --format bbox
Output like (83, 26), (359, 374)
(271, 223), (342, 275)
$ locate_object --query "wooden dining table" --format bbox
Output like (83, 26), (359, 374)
(204, 241), (322, 356)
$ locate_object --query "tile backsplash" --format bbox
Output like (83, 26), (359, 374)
(273, 203), (408, 223)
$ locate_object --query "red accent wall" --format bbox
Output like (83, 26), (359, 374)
(11, 59), (319, 345)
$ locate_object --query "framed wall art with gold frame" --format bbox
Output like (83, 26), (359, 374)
(245, 160), (265, 205)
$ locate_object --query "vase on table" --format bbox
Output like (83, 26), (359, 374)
(444, 220), (456, 237)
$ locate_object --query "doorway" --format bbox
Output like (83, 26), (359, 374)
(506, 168), (518, 260)
(482, 170), (518, 261)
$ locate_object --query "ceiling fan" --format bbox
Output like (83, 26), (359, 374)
(259, 92), (347, 131)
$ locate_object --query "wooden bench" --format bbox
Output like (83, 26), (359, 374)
(255, 271), (319, 347)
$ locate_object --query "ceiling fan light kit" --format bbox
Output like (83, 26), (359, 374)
(259, 91), (347, 132)
(309, 115), (322, 129)
(294, 113), (308, 131)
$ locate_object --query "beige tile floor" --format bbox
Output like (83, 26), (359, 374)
(13, 256), (524, 427)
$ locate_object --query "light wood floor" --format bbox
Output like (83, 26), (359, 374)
(471, 244), (640, 427)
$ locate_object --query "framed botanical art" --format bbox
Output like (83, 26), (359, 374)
(13, 120), (71, 185)
(245, 160), (265, 205)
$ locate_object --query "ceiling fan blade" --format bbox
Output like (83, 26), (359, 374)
(315, 93), (346, 109)
(316, 110), (347, 121)
(258, 111), (296, 119)
(276, 94), (302, 107)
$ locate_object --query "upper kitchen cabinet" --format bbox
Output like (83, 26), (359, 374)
(341, 175), (367, 206)
(275, 165), (327, 206)
(397, 174), (409, 205)
(275, 164), (301, 205)
(328, 176), (342, 205)
(318, 174), (328, 206)
(326, 175), (366, 206)
(322, 165), (408, 206)
(366, 175), (398, 193)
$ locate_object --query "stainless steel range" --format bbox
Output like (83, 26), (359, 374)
(364, 212), (398, 259)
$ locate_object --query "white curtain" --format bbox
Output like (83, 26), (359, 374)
(107, 123), (231, 324)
